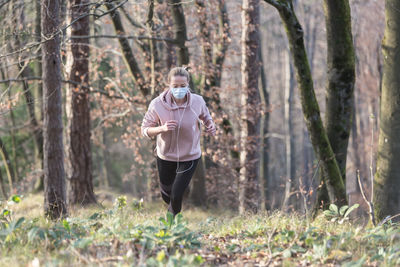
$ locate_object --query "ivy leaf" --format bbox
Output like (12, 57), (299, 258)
(329, 204), (339, 215)
(344, 204), (359, 218)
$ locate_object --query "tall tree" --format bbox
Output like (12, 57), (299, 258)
(239, 0), (262, 214)
(65, 0), (96, 205)
(34, 0), (45, 191)
(282, 49), (296, 211)
(318, 0), (355, 207)
(42, 0), (68, 219)
(373, 0), (400, 221)
(258, 34), (270, 210)
(263, 0), (346, 206)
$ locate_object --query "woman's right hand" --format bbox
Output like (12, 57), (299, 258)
(161, 120), (178, 132)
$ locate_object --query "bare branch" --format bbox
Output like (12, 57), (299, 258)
(69, 34), (177, 43)
(120, 5), (146, 29)
(0, 76), (142, 105)
(93, 108), (131, 131)
(0, 0), (129, 60)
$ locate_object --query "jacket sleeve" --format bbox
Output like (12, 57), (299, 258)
(199, 97), (213, 126)
(141, 101), (159, 139)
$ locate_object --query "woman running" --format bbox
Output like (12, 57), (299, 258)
(141, 67), (216, 217)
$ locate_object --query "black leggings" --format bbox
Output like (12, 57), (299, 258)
(156, 156), (200, 216)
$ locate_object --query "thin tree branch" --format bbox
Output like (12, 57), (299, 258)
(69, 34), (177, 43)
(0, 0), (129, 59)
(0, 76), (142, 104)
(120, 5), (146, 29)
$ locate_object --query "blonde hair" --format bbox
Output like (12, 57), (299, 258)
(168, 66), (190, 83)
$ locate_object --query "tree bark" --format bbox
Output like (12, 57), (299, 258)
(373, 0), (400, 221)
(65, 0), (96, 205)
(42, 0), (68, 219)
(263, 0), (346, 206)
(319, 0), (355, 205)
(168, 0), (190, 67)
(34, 0), (44, 191)
(239, 0), (262, 214)
(282, 49), (296, 211)
(258, 35), (270, 211)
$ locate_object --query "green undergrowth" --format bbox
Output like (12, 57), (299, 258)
(1, 192), (399, 266)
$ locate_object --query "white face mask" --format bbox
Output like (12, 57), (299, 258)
(171, 86), (188, 99)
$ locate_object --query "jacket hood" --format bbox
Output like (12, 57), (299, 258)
(160, 88), (193, 110)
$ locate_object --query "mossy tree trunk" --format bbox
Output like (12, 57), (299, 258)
(373, 0), (400, 221)
(317, 0), (355, 208)
(263, 0), (346, 206)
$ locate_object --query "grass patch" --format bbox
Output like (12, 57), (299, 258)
(1, 193), (399, 266)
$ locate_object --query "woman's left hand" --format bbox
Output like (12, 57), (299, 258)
(205, 121), (216, 136)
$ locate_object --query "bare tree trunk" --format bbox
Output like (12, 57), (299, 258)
(65, 0), (96, 205)
(373, 0), (400, 221)
(168, 0), (190, 67)
(34, 0), (44, 191)
(42, 0), (68, 219)
(263, 0), (346, 206)
(239, 0), (262, 214)
(282, 49), (296, 211)
(318, 0), (355, 207)
(258, 35), (270, 211)
(146, 0), (157, 96)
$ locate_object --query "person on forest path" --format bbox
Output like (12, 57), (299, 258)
(141, 67), (216, 218)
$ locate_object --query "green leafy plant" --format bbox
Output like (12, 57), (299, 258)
(323, 204), (359, 223)
(114, 195), (127, 210)
(0, 195), (26, 243)
(131, 197), (144, 211)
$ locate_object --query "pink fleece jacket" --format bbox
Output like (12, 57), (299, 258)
(141, 88), (214, 161)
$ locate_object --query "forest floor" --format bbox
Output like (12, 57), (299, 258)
(0, 190), (399, 266)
